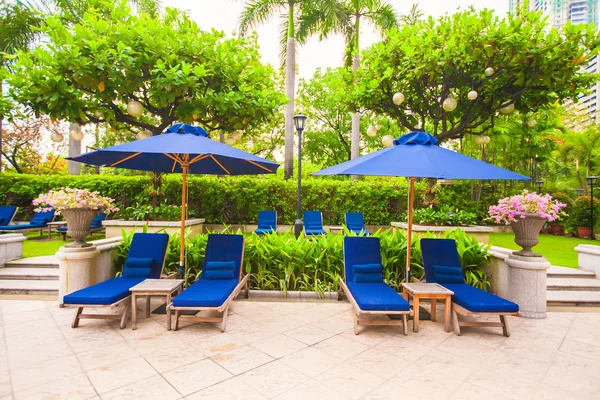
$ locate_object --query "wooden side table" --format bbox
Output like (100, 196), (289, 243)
(47, 221), (67, 238)
(130, 279), (184, 330)
(402, 282), (454, 333)
(329, 226), (344, 234)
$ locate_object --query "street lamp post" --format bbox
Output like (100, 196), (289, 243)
(293, 113), (307, 239)
(536, 180), (544, 193)
(586, 176), (598, 240)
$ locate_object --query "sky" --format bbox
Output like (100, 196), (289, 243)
(165, 0), (510, 80)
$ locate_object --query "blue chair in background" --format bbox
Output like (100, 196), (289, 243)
(340, 236), (411, 335)
(254, 210), (277, 235)
(0, 206), (18, 227)
(421, 238), (519, 337)
(56, 212), (107, 240)
(303, 210), (327, 236)
(64, 233), (169, 329)
(345, 212), (372, 235)
(0, 208), (55, 235)
(169, 234), (249, 332)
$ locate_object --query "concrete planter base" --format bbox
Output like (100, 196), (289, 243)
(57, 245), (100, 305)
(506, 253), (551, 319)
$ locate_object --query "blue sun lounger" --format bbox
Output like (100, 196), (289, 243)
(345, 212), (372, 235)
(0, 208), (55, 234)
(168, 234), (249, 332)
(254, 210), (277, 235)
(339, 236), (411, 335)
(56, 212), (106, 240)
(0, 206), (18, 227)
(421, 238), (519, 337)
(304, 210), (326, 236)
(63, 233), (169, 329)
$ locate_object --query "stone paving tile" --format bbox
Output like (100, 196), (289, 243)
(0, 299), (598, 400)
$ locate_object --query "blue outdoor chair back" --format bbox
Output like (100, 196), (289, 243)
(91, 212), (106, 228)
(345, 212), (365, 231)
(0, 206), (17, 226)
(255, 210), (277, 233)
(30, 208), (55, 226)
(421, 238), (464, 284)
(123, 233), (169, 279)
(304, 210), (323, 230)
(343, 236), (382, 282)
(202, 234), (244, 281)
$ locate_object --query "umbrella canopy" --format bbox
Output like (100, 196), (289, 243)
(314, 131), (529, 282)
(68, 124), (279, 278)
(314, 131), (529, 180)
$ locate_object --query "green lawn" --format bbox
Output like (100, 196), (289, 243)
(489, 232), (592, 268)
(22, 232), (105, 258)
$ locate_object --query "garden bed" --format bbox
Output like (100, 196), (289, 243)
(390, 221), (493, 243)
(103, 218), (205, 238)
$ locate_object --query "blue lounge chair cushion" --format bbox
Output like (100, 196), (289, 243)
(254, 228), (275, 235)
(346, 282), (410, 311)
(0, 218), (5, 225)
(353, 264), (382, 274)
(122, 258), (156, 278)
(442, 283), (519, 313)
(63, 277), (145, 305)
(433, 265), (465, 284)
(305, 228), (326, 235)
(205, 261), (236, 270)
(171, 279), (239, 307)
(29, 218), (48, 226)
(350, 229), (372, 236)
(354, 272), (383, 283)
(0, 224), (39, 230)
(204, 269), (235, 280)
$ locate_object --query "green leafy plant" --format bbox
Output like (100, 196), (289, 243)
(404, 207), (478, 226)
(566, 196), (600, 232)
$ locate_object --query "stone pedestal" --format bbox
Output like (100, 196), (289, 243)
(506, 253), (551, 319)
(56, 245), (100, 305)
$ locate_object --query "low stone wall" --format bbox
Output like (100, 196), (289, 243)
(391, 222), (493, 243)
(203, 224), (394, 234)
(103, 219), (205, 238)
(487, 245), (513, 299)
(575, 244), (600, 278)
(0, 234), (26, 267)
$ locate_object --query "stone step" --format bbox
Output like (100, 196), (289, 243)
(547, 266), (596, 279)
(547, 290), (600, 307)
(547, 277), (600, 291)
(0, 279), (58, 295)
(4, 256), (59, 269)
(0, 267), (58, 281)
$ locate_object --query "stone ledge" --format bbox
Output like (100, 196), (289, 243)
(0, 234), (27, 244)
(390, 221), (493, 232)
(243, 290), (339, 300)
(103, 218), (205, 227)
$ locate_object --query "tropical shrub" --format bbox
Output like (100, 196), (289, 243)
(566, 196), (600, 232)
(120, 204), (182, 221)
(115, 228), (490, 295)
(406, 207), (478, 226)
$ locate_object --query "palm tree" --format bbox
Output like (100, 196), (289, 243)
(238, 0), (347, 180)
(560, 127), (600, 191)
(339, 0), (398, 163)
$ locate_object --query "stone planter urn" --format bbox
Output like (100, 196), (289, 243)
(510, 213), (547, 257)
(61, 208), (100, 248)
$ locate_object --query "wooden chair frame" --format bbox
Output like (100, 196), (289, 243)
(167, 239), (250, 332)
(65, 240), (169, 329)
(452, 303), (519, 337)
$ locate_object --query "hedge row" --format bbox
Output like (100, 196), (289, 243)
(0, 173), (520, 225)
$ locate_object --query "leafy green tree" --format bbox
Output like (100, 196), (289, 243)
(350, 8), (600, 143)
(297, 67), (401, 167)
(559, 125), (600, 190)
(238, 0), (346, 180)
(8, 4), (287, 138)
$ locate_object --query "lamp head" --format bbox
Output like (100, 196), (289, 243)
(293, 113), (307, 131)
(587, 176), (598, 185)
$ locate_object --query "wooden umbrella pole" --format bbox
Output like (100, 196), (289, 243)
(406, 177), (416, 283)
(179, 162), (188, 280)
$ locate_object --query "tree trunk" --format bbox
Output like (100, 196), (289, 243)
(351, 54), (360, 180)
(424, 178), (436, 207)
(283, 37), (296, 180)
(68, 123), (81, 175)
(219, 131), (225, 143)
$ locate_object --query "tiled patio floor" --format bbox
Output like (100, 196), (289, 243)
(0, 298), (599, 400)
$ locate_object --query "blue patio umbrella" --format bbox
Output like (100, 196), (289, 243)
(68, 124), (279, 278)
(314, 131), (529, 282)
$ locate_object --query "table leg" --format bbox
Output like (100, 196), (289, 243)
(166, 292), (172, 331)
(145, 296), (151, 318)
(431, 299), (437, 322)
(47, 226), (51, 239)
(444, 295), (452, 332)
(402, 288), (409, 302)
(132, 293), (137, 330)
(413, 295), (420, 333)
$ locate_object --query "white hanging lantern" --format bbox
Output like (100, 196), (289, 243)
(126, 100), (144, 117)
(475, 135), (491, 145)
(527, 119), (537, 127)
(442, 97), (457, 112)
(485, 67), (495, 76)
(382, 135), (394, 147)
(69, 125), (84, 141)
(93, 110), (103, 119)
(232, 130), (242, 140)
(468, 90), (478, 101)
(393, 92), (405, 105)
(375, 124), (382, 131)
(136, 130), (152, 140)
(50, 132), (64, 143)
(367, 126), (378, 137)
(225, 137), (236, 146)
(500, 103), (515, 114)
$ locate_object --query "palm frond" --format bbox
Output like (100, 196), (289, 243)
(238, 0), (285, 36)
(399, 3), (423, 26)
(364, 2), (398, 34)
(0, 2), (45, 56)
